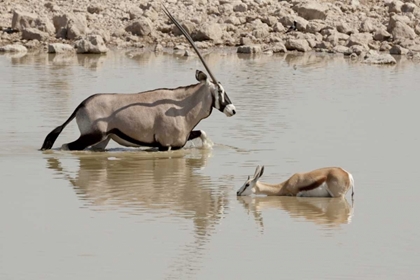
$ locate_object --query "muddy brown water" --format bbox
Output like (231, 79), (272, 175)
(1, 50), (420, 279)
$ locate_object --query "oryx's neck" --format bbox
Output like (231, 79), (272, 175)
(255, 181), (286, 196)
(182, 83), (213, 130)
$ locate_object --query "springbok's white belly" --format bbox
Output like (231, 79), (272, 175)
(297, 182), (331, 197)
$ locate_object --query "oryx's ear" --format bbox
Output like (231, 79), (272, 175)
(195, 70), (207, 82)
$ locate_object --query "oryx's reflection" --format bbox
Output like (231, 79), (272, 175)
(45, 149), (228, 231)
(45, 148), (229, 278)
(237, 196), (354, 230)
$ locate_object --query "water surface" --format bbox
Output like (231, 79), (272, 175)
(1, 50), (420, 279)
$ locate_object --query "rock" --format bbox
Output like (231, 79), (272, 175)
(360, 18), (375, 33)
(192, 23), (222, 41)
(0, 44), (27, 52)
(336, 21), (354, 35)
(389, 44), (409, 55)
(125, 19), (153, 36)
(262, 16), (278, 27)
(53, 13), (87, 40)
(48, 43), (74, 53)
(272, 43), (287, 53)
(349, 45), (366, 55)
(35, 17), (55, 35)
(233, 2), (248, 12)
(401, 3), (417, 13)
(363, 50), (396, 64)
(11, 10), (37, 31)
(172, 21), (195, 36)
(388, 0), (404, 13)
(347, 33), (373, 49)
(252, 24), (270, 38)
(24, 39), (41, 50)
(240, 37), (253, 45)
(87, 5), (103, 14)
(154, 43), (163, 52)
(129, 7), (143, 20)
(391, 21), (416, 40)
(306, 20), (327, 34)
(273, 22), (285, 32)
(294, 1), (328, 21)
(75, 35), (108, 54)
(373, 28), (391, 41)
(237, 45), (262, 53)
(333, 45), (351, 54)
(285, 39), (311, 52)
(387, 15), (411, 33)
(22, 28), (49, 41)
(408, 44), (420, 52)
(380, 41), (392, 51)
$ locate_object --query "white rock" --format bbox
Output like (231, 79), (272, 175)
(294, 1), (328, 21)
(0, 44), (28, 52)
(363, 50), (396, 64)
(75, 35), (108, 54)
(22, 28), (49, 41)
(285, 39), (311, 52)
(11, 10), (37, 31)
(48, 43), (74, 53)
(237, 45), (262, 53)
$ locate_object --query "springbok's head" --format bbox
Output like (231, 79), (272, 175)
(195, 70), (236, 117)
(163, 5), (236, 117)
(237, 165), (264, 196)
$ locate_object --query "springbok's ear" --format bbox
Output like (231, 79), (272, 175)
(259, 166), (265, 178)
(253, 165), (261, 178)
(195, 70), (207, 82)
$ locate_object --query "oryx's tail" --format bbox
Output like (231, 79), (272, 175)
(40, 104), (81, 150)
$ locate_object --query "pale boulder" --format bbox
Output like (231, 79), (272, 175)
(125, 19), (153, 36)
(11, 10), (37, 31)
(22, 28), (49, 41)
(237, 45), (262, 53)
(75, 35), (108, 54)
(192, 23), (223, 41)
(0, 44), (28, 52)
(294, 1), (328, 21)
(363, 50), (396, 64)
(285, 39), (311, 52)
(391, 21), (416, 40)
(48, 43), (74, 53)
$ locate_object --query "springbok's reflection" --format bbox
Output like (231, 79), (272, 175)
(237, 196), (354, 230)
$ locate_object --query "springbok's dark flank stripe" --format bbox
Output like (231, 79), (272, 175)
(298, 177), (327, 192)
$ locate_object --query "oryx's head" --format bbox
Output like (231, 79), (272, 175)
(237, 165), (264, 196)
(163, 6), (236, 117)
(195, 70), (236, 117)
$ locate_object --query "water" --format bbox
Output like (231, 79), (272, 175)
(1, 49), (419, 279)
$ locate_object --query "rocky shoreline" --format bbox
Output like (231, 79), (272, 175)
(1, 0), (420, 63)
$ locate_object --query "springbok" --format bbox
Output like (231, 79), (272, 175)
(40, 6), (236, 151)
(237, 166), (354, 198)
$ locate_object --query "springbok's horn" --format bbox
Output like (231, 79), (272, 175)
(162, 5), (219, 84)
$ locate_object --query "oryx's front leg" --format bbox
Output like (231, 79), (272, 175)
(188, 130), (212, 148)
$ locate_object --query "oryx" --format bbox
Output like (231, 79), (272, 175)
(40, 6), (236, 151)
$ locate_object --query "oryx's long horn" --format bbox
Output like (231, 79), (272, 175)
(162, 5), (219, 84)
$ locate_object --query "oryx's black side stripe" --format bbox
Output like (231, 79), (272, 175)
(107, 128), (183, 151)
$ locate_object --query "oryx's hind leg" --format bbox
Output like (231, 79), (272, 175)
(91, 136), (111, 151)
(61, 132), (105, 151)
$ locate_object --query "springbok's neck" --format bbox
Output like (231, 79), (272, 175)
(255, 181), (286, 196)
